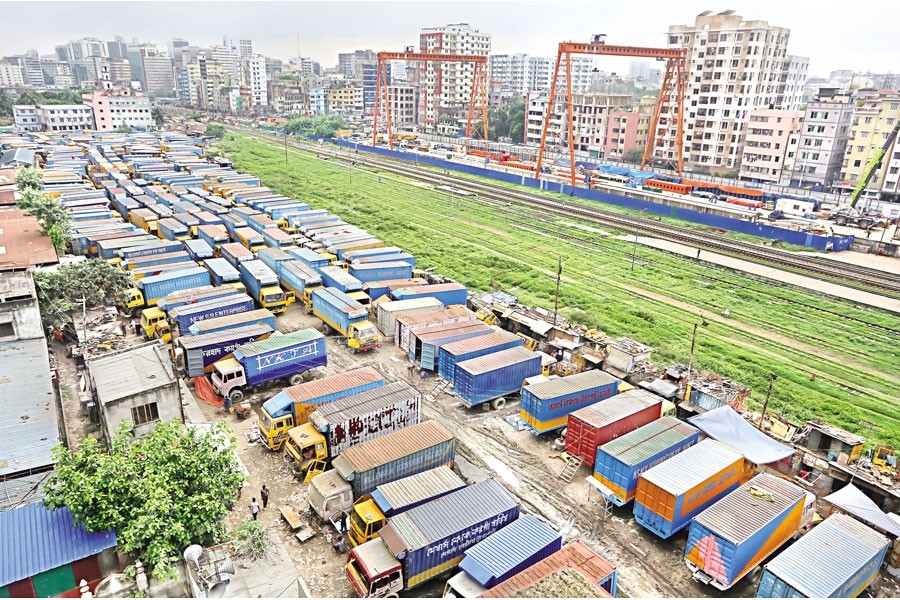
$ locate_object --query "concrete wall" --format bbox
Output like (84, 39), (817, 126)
(100, 384), (181, 439)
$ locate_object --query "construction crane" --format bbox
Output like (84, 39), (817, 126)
(849, 121), (900, 208)
(535, 34), (688, 185)
(372, 49), (489, 150)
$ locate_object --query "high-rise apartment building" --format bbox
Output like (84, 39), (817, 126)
(241, 56), (268, 108)
(3, 55), (44, 87)
(142, 54), (175, 96)
(490, 53), (597, 97)
(337, 49), (377, 80)
(604, 96), (658, 160)
(56, 38), (107, 62)
(838, 89), (900, 200)
(108, 59), (132, 87)
(208, 46), (239, 83)
(418, 23), (491, 133)
(664, 10), (808, 174)
(0, 61), (25, 87)
(525, 92), (632, 157)
(738, 108), (804, 184)
(107, 38), (128, 60)
(126, 41), (158, 91)
(224, 37), (253, 59)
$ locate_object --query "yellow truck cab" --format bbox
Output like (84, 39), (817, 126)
(347, 321), (379, 353)
(153, 320), (173, 344)
(228, 281), (248, 294)
(260, 285), (294, 314)
(349, 499), (386, 547)
(301, 285), (324, 313)
(347, 291), (371, 307)
(283, 423), (328, 482)
(121, 288), (146, 316)
(140, 307), (167, 339)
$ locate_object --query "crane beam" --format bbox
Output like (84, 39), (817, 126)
(558, 43), (686, 60)
(376, 51), (487, 63)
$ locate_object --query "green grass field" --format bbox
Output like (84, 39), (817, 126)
(220, 133), (900, 448)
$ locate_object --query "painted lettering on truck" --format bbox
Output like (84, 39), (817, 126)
(254, 341), (321, 372)
(428, 511), (516, 564)
(548, 388), (614, 411)
(681, 463), (744, 517)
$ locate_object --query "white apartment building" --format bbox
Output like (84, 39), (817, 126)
(489, 54), (596, 97)
(0, 61), (25, 87)
(12, 105), (38, 131)
(15, 104), (94, 132)
(663, 10), (809, 175)
(418, 23), (491, 131)
(525, 92), (632, 157)
(242, 56), (268, 107)
(209, 46), (240, 83)
(224, 37), (253, 59)
(83, 89), (152, 131)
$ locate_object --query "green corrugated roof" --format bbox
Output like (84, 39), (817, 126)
(238, 328), (322, 356)
(599, 417), (699, 466)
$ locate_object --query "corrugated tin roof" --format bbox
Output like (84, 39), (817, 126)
(174, 324), (273, 350)
(167, 293), (252, 318)
(414, 321), (490, 342)
(372, 466), (465, 514)
(236, 328), (322, 357)
(693, 473), (806, 544)
(0, 501), (117, 588)
(350, 261), (411, 271)
(309, 381), (418, 427)
(384, 479), (518, 552)
(189, 309), (273, 334)
(282, 366), (383, 404)
(89, 341), (176, 404)
(441, 329), (521, 356)
(379, 298), (446, 315)
(640, 439), (743, 495)
(569, 389), (660, 429)
(0, 148), (35, 167)
(0, 339), (58, 481)
(763, 513), (889, 597)
(457, 346), (538, 376)
(0, 210), (58, 269)
(462, 514), (561, 582)
(524, 370), (619, 400)
(599, 417), (699, 466)
(320, 266), (360, 286)
(338, 420), (453, 473)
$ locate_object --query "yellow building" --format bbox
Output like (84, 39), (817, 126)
(326, 86), (362, 117)
(839, 90), (900, 192)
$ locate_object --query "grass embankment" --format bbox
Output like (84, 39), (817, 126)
(220, 133), (900, 448)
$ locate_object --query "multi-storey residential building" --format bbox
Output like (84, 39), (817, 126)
(12, 105), (38, 131)
(418, 23), (491, 133)
(3, 55), (44, 87)
(83, 89), (152, 131)
(185, 53), (231, 110)
(142, 54), (175, 96)
(738, 108), (804, 184)
(268, 80), (304, 114)
(664, 10), (808, 174)
(490, 53), (597, 97)
(327, 85), (363, 118)
(38, 60), (74, 88)
(208, 46), (239, 83)
(525, 92), (632, 157)
(604, 96), (658, 160)
(56, 38), (107, 62)
(126, 41), (158, 91)
(0, 61), (25, 87)
(389, 60), (407, 82)
(15, 104), (95, 132)
(265, 57), (283, 77)
(241, 56), (268, 107)
(337, 49), (377, 79)
(362, 63), (390, 116)
(224, 37), (253, 59)
(108, 59), (132, 87)
(387, 85), (419, 128)
(838, 89), (900, 201)
(309, 86), (328, 115)
(779, 88), (854, 189)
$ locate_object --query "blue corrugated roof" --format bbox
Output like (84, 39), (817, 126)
(0, 502), (117, 587)
(460, 514), (562, 586)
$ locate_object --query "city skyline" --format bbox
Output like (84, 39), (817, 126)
(1, 1), (898, 76)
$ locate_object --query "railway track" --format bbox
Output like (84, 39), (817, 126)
(226, 126), (900, 297)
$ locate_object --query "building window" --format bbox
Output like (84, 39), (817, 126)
(131, 402), (160, 426)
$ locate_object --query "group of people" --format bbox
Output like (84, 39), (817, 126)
(249, 484), (269, 520)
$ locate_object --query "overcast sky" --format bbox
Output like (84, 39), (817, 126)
(3, 1), (897, 77)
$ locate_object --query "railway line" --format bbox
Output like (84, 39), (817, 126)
(227, 125), (900, 297)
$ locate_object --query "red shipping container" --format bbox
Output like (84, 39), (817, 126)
(565, 389), (662, 464)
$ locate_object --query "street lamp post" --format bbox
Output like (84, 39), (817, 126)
(632, 207), (648, 272)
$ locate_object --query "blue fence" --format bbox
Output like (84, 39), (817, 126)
(329, 138), (853, 251)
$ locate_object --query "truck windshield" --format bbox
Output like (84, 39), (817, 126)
(264, 292), (284, 303)
(258, 411), (271, 432)
(351, 510), (369, 536)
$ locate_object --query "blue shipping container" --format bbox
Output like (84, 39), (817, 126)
(183, 239), (214, 262)
(280, 261), (322, 295)
(352, 252), (416, 267)
(288, 247), (331, 272)
(117, 241), (183, 261)
(175, 323), (273, 378)
(257, 247), (294, 275)
(343, 246), (404, 262)
(520, 370), (621, 434)
(370, 466), (466, 519)
(188, 309), (277, 335)
(392, 283), (468, 307)
(168, 294), (255, 333)
(348, 261), (414, 283)
(437, 331), (523, 384)
(205, 258), (241, 286)
(233, 328), (327, 387)
(311, 287), (369, 335)
(460, 514), (563, 588)
(139, 267), (211, 305)
(320, 266), (363, 293)
(453, 347), (542, 407)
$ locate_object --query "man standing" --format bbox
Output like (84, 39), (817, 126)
(250, 497), (260, 520)
(260, 484), (269, 509)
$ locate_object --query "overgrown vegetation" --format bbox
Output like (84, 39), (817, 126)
(151, 106), (165, 127)
(0, 90), (84, 116)
(235, 519), (269, 560)
(116, 123), (134, 134)
(284, 114), (345, 138)
(473, 97), (526, 143)
(219, 133), (900, 447)
(16, 182), (71, 253)
(205, 124), (226, 139)
(45, 421), (246, 581)
(33, 260), (131, 328)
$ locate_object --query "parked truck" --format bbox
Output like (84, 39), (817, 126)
(452, 346), (542, 410)
(183, 239), (214, 264)
(564, 389), (662, 464)
(320, 265), (363, 293)
(258, 366), (385, 451)
(344, 478), (519, 597)
(172, 323), (274, 378)
(234, 227), (265, 253)
(309, 420), (456, 525)
(210, 328), (327, 404)
(157, 218), (191, 241)
(122, 251), (191, 271)
(204, 258), (246, 291)
(219, 242), (254, 270)
(311, 287), (379, 352)
(240, 260), (295, 314)
(284, 381), (421, 483)
(166, 293), (255, 336)
(279, 261), (322, 306)
(120, 267), (211, 316)
(520, 370), (622, 435)
(157, 285), (241, 313)
(187, 308), (277, 336)
(197, 224), (229, 251)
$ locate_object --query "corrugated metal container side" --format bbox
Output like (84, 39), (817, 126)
(685, 473), (812, 590)
(219, 243), (254, 269)
(593, 417), (700, 506)
(363, 278), (426, 302)
(262, 366), (385, 421)
(320, 266), (363, 293)
(343, 246), (403, 262)
(410, 322), (492, 371)
(280, 260), (322, 294)
(183, 239), (214, 261)
(334, 420), (456, 498)
(352, 252), (416, 267)
(380, 479), (520, 589)
(453, 347), (542, 407)
(204, 258), (241, 285)
(257, 247), (294, 275)
(370, 466), (466, 518)
(521, 370), (622, 434)
(139, 268), (210, 304)
(460, 514), (563, 587)
(287, 247), (332, 272)
(233, 328), (326, 378)
(395, 306), (475, 351)
(376, 298), (444, 338)
(391, 283), (468, 307)
(437, 330), (522, 384)
(187, 308), (277, 335)
(756, 513), (890, 599)
(565, 389), (662, 463)
(348, 261), (414, 283)
(174, 323), (273, 377)
(168, 294), (254, 332)
(634, 439), (747, 539)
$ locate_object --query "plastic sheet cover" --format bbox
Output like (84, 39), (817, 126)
(824, 483), (900, 536)
(688, 406), (794, 465)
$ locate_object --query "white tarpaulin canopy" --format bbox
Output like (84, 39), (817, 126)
(688, 406), (795, 465)
(824, 483), (900, 537)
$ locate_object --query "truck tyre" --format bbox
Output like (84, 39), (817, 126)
(229, 389), (244, 403)
(859, 219), (872, 230)
(289, 373), (304, 386)
(491, 397), (507, 410)
(835, 216), (847, 225)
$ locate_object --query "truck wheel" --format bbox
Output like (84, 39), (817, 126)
(289, 373), (304, 386)
(121, 308), (133, 318)
(491, 397), (507, 410)
(859, 220), (872, 230)
(835, 216), (847, 225)
(229, 389), (244, 403)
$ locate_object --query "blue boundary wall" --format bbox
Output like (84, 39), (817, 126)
(329, 138), (853, 251)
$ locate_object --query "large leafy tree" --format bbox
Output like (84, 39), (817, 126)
(45, 421), (246, 580)
(17, 188), (71, 253)
(472, 97), (526, 144)
(15, 166), (43, 191)
(284, 114), (345, 138)
(33, 260), (131, 328)
(151, 106), (165, 127)
(205, 124), (226, 139)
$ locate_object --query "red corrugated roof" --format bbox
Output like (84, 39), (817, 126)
(0, 209), (58, 269)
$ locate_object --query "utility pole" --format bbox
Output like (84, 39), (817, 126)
(552, 257), (562, 326)
(284, 134), (288, 165)
(80, 295), (87, 345)
(758, 373), (778, 430)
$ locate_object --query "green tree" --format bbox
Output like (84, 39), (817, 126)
(152, 106), (165, 127)
(471, 97), (526, 144)
(284, 114), (345, 138)
(623, 147), (646, 165)
(45, 421), (246, 581)
(205, 124), (226, 139)
(17, 189), (71, 254)
(203, 146), (224, 159)
(15, 166), (43, 191)
(189, 113), (203, 122)
(0, 89), (12, 117)
(33, 260), (131, 328)
(116, 123), (134, 134)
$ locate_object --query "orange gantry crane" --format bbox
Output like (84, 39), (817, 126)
(372, 49), (489, 150)
(535, 35), (688, 185)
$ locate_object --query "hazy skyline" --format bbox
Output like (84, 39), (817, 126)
(2, 1), (898, 77)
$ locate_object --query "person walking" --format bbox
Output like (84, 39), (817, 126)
(130, 319), (138, 335)
(260, 484), (269, 509)
(250, 498), (260, 521)
(696, 248), (701, 259)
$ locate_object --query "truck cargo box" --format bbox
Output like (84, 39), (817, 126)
(311, 287), (369, 336)
(521, 370), (622, 434)
(565, 389), (662, 463)
(262, 366), (385, 421)
(351, 252), (416, 267)
(395, 305), (475, 351)
(183, 238), (214, 262)
(320, 266), (363, 293)
(197, 224), (228, 249)
(409, 321), (492, 371)
(174, 323), (273, 378)
(391, 282), (467, 306)
(370, 466), (466, 519)
(593, 417), (700, 506)
(437, 330), (523, 385)
(257, 247), (294, 275)
(219, 243), (254, 269)
(231, 328), (327, 387)
(280, 260), (322, 294)
(116, 240), (183, 261)
(376, 298), (445, 338)
(139, 267), (211, 305)
(343, 246), (404, 262)
(453, 347), (542, 408)
(167, 294), (254, 333)
(204, 258), (241, 286)
(158, 285), (239, 312)
(188, 308), (277, 336)
(287, 247), (331, 272)
(634, 439), (747, 539)
(348, 261), (414, 283)
(362, 278), (427, 302)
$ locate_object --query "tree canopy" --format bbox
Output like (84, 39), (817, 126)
(473, 97), (526, 144)
(17, 189), (71, 254)
(115, 123), (134, 134)
(151, 106), (165, 127)
(205, 124), (226, 139)
(33, 260), (131, 328)
(284, 114), (345, 138)
(45, 421), (246, 580)
(15, 166), (43, 191)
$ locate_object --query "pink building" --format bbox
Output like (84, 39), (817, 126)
(82, 89), (153, 132)
(739, 108), (804, 184)
(605, 110), (641, 160)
